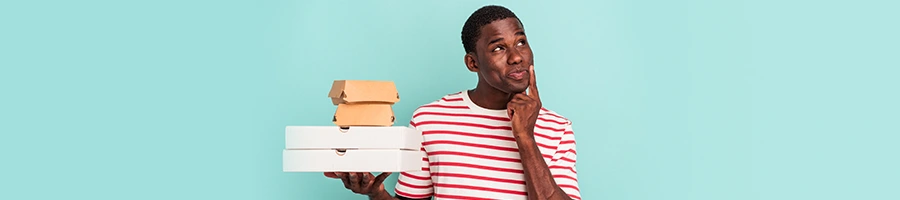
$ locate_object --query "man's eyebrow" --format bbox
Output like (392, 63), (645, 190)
(515, 31), (526, 36)
(488, 37), (504, 44)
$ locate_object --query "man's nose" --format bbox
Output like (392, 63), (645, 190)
(507, 47), (523, 65)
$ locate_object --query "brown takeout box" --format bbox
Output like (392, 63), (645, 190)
(333, 103), (395, 127)
(328, 80), (400, 105)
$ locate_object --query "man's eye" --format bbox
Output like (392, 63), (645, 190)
(493, 46), (503, 52)
(517, 41), (527, 46)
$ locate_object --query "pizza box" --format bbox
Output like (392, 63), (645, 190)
(282, 149), (425, 172)
(285, 126), (421, 150)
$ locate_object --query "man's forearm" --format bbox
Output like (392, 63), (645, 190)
(515, 130), (571, 200)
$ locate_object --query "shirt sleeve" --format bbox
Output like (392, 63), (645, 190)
(550, 121), (581, 200)
(393, 120), (433, 199)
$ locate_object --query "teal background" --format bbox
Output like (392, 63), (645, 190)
(1, 0), (897, 199)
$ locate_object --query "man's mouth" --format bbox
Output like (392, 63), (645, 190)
(507, 69), (527, 80)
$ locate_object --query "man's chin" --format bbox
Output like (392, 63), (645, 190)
(505, 85), (529, 94)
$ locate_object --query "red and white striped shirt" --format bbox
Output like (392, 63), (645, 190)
(394, 91), (581, 200)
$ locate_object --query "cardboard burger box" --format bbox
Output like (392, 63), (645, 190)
(282, 126), (425, 172)
(328, 80), (400, 127)
(328, 80), (400, 105)
(333, 103), (395, 127)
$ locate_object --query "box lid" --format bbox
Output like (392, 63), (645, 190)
(285, 126), (421, 150)
(328, 80), (400, 105)
(333, 103), (395, 127)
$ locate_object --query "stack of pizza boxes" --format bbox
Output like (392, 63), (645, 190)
(283, 80), (425, 172)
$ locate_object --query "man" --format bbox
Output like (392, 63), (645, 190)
(325, 5), (580, 200)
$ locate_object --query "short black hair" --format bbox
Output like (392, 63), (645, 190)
(461, 5), (520, 54)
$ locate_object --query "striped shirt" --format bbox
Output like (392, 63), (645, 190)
(394, 91), (581, 200)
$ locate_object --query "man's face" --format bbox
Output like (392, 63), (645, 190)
(469, 18), (533, 94)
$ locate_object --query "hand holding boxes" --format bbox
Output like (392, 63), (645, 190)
(282, 80), (426, 172)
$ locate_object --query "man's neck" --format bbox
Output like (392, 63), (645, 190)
(468, 83), (513, 110)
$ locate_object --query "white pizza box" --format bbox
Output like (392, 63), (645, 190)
(282, 149), (425, 172)
(285, 126), (421, 150)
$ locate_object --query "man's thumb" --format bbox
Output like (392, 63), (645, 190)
(373, 172), (393, 185)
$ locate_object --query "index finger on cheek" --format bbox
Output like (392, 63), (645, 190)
(529, 65), (539, 97)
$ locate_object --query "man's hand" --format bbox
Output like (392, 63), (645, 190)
(508, 65), (542, 137)
(324, 172), (393, 198)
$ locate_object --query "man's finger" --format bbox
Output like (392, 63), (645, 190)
(373, 172), (393, 186)
(528, 65), (539, 98)
(366, 173), (376, 189)
(358, 173), (368, 188)
(360, 173), (372, 193)
(362, 173), (372, 185)
(513, 93), (530, 101)
(509, 99), (524, 105)
(349, 172), (360, 189)
(324, 172), (340, 179)
(338, 173), (352, 189)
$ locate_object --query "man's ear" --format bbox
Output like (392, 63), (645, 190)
(464, 53), (478, 72)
